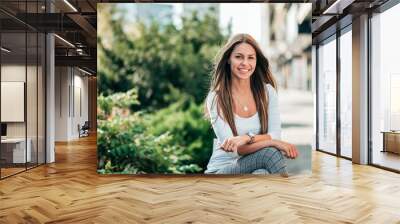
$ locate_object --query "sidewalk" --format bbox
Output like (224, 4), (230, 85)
(278, 88), (314, 146)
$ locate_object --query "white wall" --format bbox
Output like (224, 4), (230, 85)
(74, 70), (89, 139)
(55, 67), (89, 141)
(55, 66), (69, 141)
(1, 65), (25, 81)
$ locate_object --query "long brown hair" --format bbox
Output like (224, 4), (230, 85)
(207, 33), (277, 136)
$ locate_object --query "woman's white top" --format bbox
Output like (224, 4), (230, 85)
(205, 84), (281, 173)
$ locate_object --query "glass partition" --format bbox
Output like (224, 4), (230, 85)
(1, 30), (28, 177)
(0, 1), (46, 179)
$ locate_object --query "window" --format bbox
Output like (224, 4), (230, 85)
(339, 28), (352, 158)
(317, 36), (337, 154)
(371, 3), (400, 171)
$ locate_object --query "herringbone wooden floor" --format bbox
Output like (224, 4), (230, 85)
(1, 135), (400, 223)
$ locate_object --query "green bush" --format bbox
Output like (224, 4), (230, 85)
(97, 90), (202, 174)
(97, 89), (140, 120)
(145, 95), (214, 170)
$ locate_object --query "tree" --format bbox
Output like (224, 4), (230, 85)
(98, 5), (230, 110)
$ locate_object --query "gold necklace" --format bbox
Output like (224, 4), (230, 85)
(235, 97), (249, 112)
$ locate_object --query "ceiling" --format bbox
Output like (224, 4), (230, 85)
(0, 0), (98, 74)
(311, 0), (389, 43)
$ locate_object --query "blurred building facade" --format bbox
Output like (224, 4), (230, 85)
(260, 4), (312, 91)
(183, 3), (220, 20)
(112, 3), (175, 37)
(131, 4), (174, 27)
(122, 3), (220, 31)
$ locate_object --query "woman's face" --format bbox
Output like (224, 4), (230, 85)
(228, 42), (257, 80)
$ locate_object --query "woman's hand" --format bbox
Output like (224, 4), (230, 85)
(272, 140), (299, 159)
(220, 135), (250, 152)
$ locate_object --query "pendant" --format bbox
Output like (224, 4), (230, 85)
(244, 106), (248, 112)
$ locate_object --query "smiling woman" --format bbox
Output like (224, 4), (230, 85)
(229, 43), (257, 83)
(204, 33), (299, 175)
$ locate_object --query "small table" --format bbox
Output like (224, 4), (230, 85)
(381, 131), (400, 154)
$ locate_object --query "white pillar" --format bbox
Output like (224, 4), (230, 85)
(352, 14), (369, 164)
(46, 1), (55, 163)
(46, 33), (55, 163)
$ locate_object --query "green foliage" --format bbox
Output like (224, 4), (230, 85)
(98, 6), (229, 110)
(145, 96), (214, 170)
(97, 90), (202, 174)
(97, 89), (140, 119)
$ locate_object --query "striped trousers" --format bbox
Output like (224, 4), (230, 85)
(215, 147), (288, 175)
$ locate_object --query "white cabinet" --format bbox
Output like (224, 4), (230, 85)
(1, 138), (32, 163)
